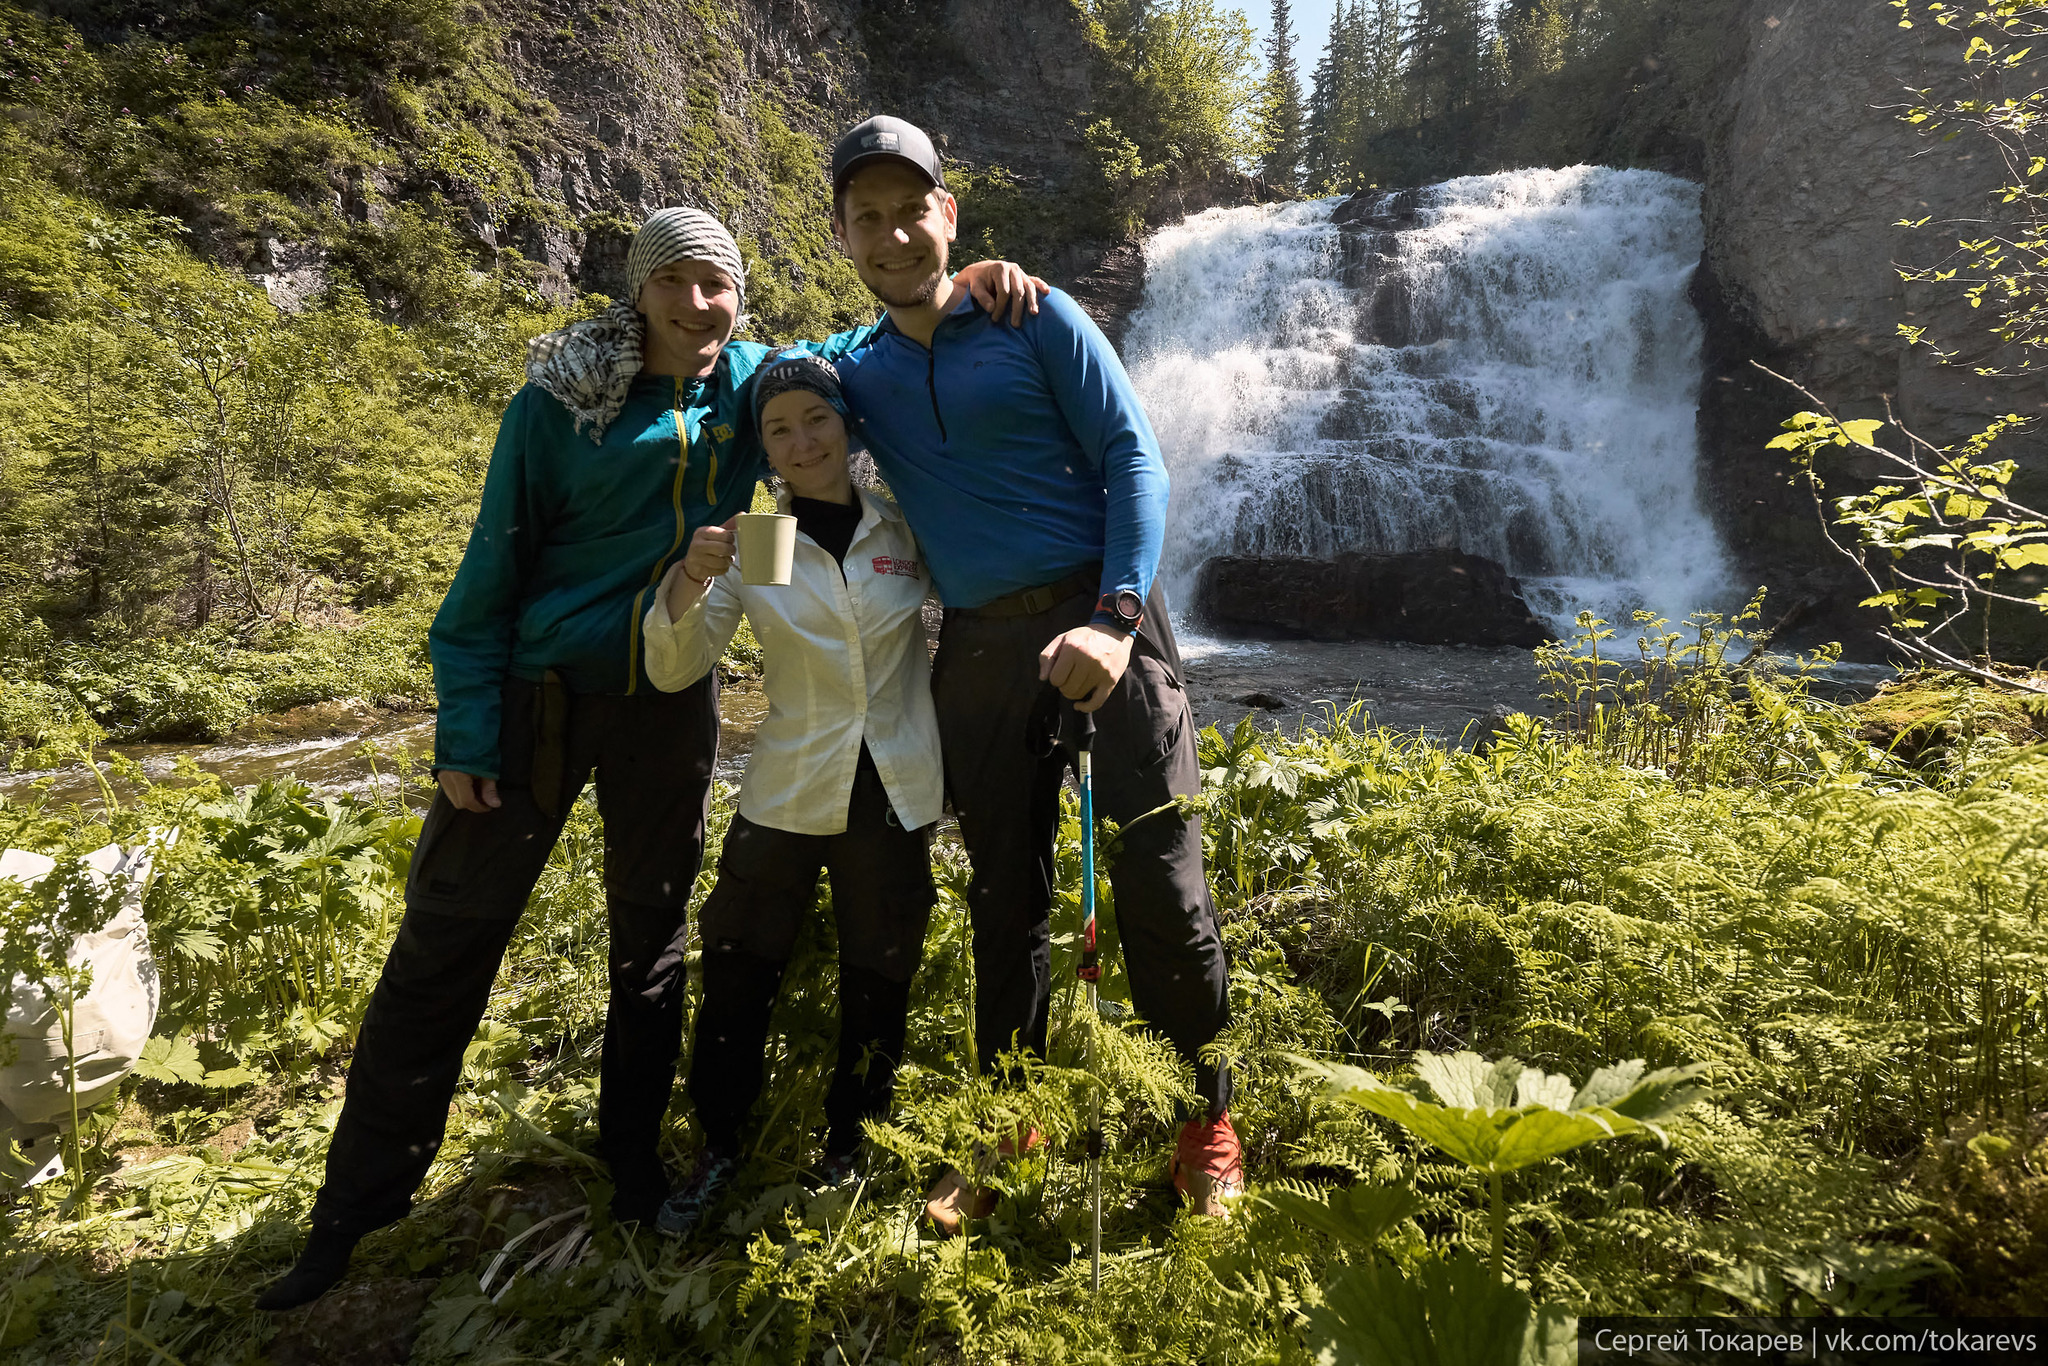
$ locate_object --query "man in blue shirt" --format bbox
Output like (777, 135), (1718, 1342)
(827, 117), (1243, 1230)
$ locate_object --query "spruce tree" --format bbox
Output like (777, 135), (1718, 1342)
(1302, 0), (1346, 190)
(1259, 0), (1306, 191)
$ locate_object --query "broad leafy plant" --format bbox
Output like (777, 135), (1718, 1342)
(1302, 1051), (1709, 1277)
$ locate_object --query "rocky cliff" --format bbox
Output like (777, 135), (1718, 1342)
(46, 0), (1199, 341)
(482, 0), (1119, 304)
(1696, 0), (2048, 646)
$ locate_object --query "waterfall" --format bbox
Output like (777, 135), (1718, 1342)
(1123, 165), (1732, 638)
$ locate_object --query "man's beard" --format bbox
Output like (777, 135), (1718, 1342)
(863, 245), (947, 309)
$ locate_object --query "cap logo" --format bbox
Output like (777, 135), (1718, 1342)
(864, 132), (900, 151)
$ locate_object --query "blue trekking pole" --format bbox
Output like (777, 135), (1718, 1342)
(1071, 704), (1102, 1292)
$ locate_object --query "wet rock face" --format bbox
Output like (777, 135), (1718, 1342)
(1700, 0), (2048, 594)
(1193, 549), (1551, 648)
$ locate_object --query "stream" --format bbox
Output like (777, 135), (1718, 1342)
(0, 642), (1894, 809)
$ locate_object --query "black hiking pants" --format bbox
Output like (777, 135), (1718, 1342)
(933, 581), (1234, 1118)
(689, 748), (935, 1159)
(309, 674), (718, 1237)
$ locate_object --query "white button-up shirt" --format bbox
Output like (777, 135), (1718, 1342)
(642, 489), (943, 836)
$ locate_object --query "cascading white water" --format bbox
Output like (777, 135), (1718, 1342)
(1123, 165), (1732, 637)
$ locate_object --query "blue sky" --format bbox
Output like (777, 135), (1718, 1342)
(1228, 0), (1343, 79)
(1239, 0), (1339, 86)
(1239, 1), (1514, 99)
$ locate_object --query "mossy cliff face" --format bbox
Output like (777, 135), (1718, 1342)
(1695, 0), (2048, 646)
(40, 0), (1157, 342)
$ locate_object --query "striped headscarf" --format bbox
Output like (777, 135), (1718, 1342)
(750, 349), (847, 433)
(525, 207), (750, 444)
(626, 206), (747, 310)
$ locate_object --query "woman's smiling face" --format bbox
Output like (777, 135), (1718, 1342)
(760, 389), (853, 503)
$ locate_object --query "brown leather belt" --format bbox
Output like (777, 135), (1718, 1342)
(947, 565), (1100, 620)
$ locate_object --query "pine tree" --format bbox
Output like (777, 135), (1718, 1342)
(1405, 0), (1489, 121)
(1301, 0), (1339, 190)
(1258, 0), (1305, 191)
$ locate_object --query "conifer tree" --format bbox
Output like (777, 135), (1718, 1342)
(1302, 0), (1347, 191)
(1258, 0), (1305, 191)
(1404, 0), (1489, 121)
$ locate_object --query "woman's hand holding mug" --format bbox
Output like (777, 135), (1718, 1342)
(668, 517), (738, 616)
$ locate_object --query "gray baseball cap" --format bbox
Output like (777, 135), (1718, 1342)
(831, 115), (946, 200)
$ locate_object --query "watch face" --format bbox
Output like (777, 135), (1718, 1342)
(1114, 590), (1143, 622)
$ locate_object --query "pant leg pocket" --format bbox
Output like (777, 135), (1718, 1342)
(696, 817), (818, 962)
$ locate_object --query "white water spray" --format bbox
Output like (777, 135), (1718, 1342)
(1124, 166), (1732, 636)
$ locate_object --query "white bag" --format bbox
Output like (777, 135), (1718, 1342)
(0, 840), (163, 1146)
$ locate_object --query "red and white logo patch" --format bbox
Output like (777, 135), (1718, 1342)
(870, 555), (920, 578)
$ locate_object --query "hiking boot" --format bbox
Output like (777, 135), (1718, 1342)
(656, 1151), (736, 1238)
(923, 1127), (1040, 1237)
(607, 1151), (671, 1228)
(254, 1226), (359, 1311)
(1171, 1112), (1244, 1217)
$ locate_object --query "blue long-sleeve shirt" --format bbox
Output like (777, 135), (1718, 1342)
(834, 287), (1167, 612)
(430, 331), (870, 778)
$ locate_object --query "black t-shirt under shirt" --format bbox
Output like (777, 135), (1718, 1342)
(791, 494), (862, 571)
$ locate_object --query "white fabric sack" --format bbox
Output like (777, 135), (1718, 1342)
(0, 841), (162, 1141)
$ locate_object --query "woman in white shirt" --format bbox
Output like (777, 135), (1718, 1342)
(641, 351), (941, 1237)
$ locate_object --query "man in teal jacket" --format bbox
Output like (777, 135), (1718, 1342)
(258, 207), (1038, 1309)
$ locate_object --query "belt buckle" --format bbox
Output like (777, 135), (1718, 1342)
(1020, 585), (1054, 615)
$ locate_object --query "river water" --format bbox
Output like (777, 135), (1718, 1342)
(0, 640), (1568, 807)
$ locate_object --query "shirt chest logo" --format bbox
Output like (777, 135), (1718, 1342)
(871, 555), (920, 579)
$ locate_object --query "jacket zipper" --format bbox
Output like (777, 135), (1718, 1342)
(925, 346), (948, 443)
(625, 378), (696, 695)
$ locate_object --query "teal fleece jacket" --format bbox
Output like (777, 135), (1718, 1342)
(430, 332), (869, 778)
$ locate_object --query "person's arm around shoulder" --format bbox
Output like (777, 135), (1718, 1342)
(796, 263), (1048, 365)
(431, 385), (552, 812)
(644, 518), (743, 692)
(1029, 290), (1169, 712)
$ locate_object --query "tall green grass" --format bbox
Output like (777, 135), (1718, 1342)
(1, 628), (2044, 1361)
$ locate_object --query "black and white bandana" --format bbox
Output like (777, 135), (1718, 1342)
(525, 302), (646, 445)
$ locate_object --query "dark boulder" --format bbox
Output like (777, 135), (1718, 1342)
(1194, 549), (1551, 648)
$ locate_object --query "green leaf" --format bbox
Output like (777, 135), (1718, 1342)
(1999, 543), (2048, 569)
(1412, 1050), (1523, 1108)
(1302, 1053), (1709, 1175)
(134, 1032), (206, 1086)
(200, 1065), (260, 1090)
(1838, 419), (1884, 446)
(1258, 1182), (1420, 1249)
(1307, 1251), (1540, 1366)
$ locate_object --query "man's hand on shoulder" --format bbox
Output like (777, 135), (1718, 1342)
(438, 769), (502, 813)
(955, 260), (1050, 326)
(1038, 624), (1134, 713)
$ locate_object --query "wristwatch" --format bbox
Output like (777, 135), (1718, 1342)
(1093, 589), (1143, 637)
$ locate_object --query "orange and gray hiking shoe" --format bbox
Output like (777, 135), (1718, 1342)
(924, 1127), (1042, 1237)
(1171, 1112), (1245, 1217)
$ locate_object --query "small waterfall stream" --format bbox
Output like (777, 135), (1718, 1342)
(1123, 165), (1732, 637)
